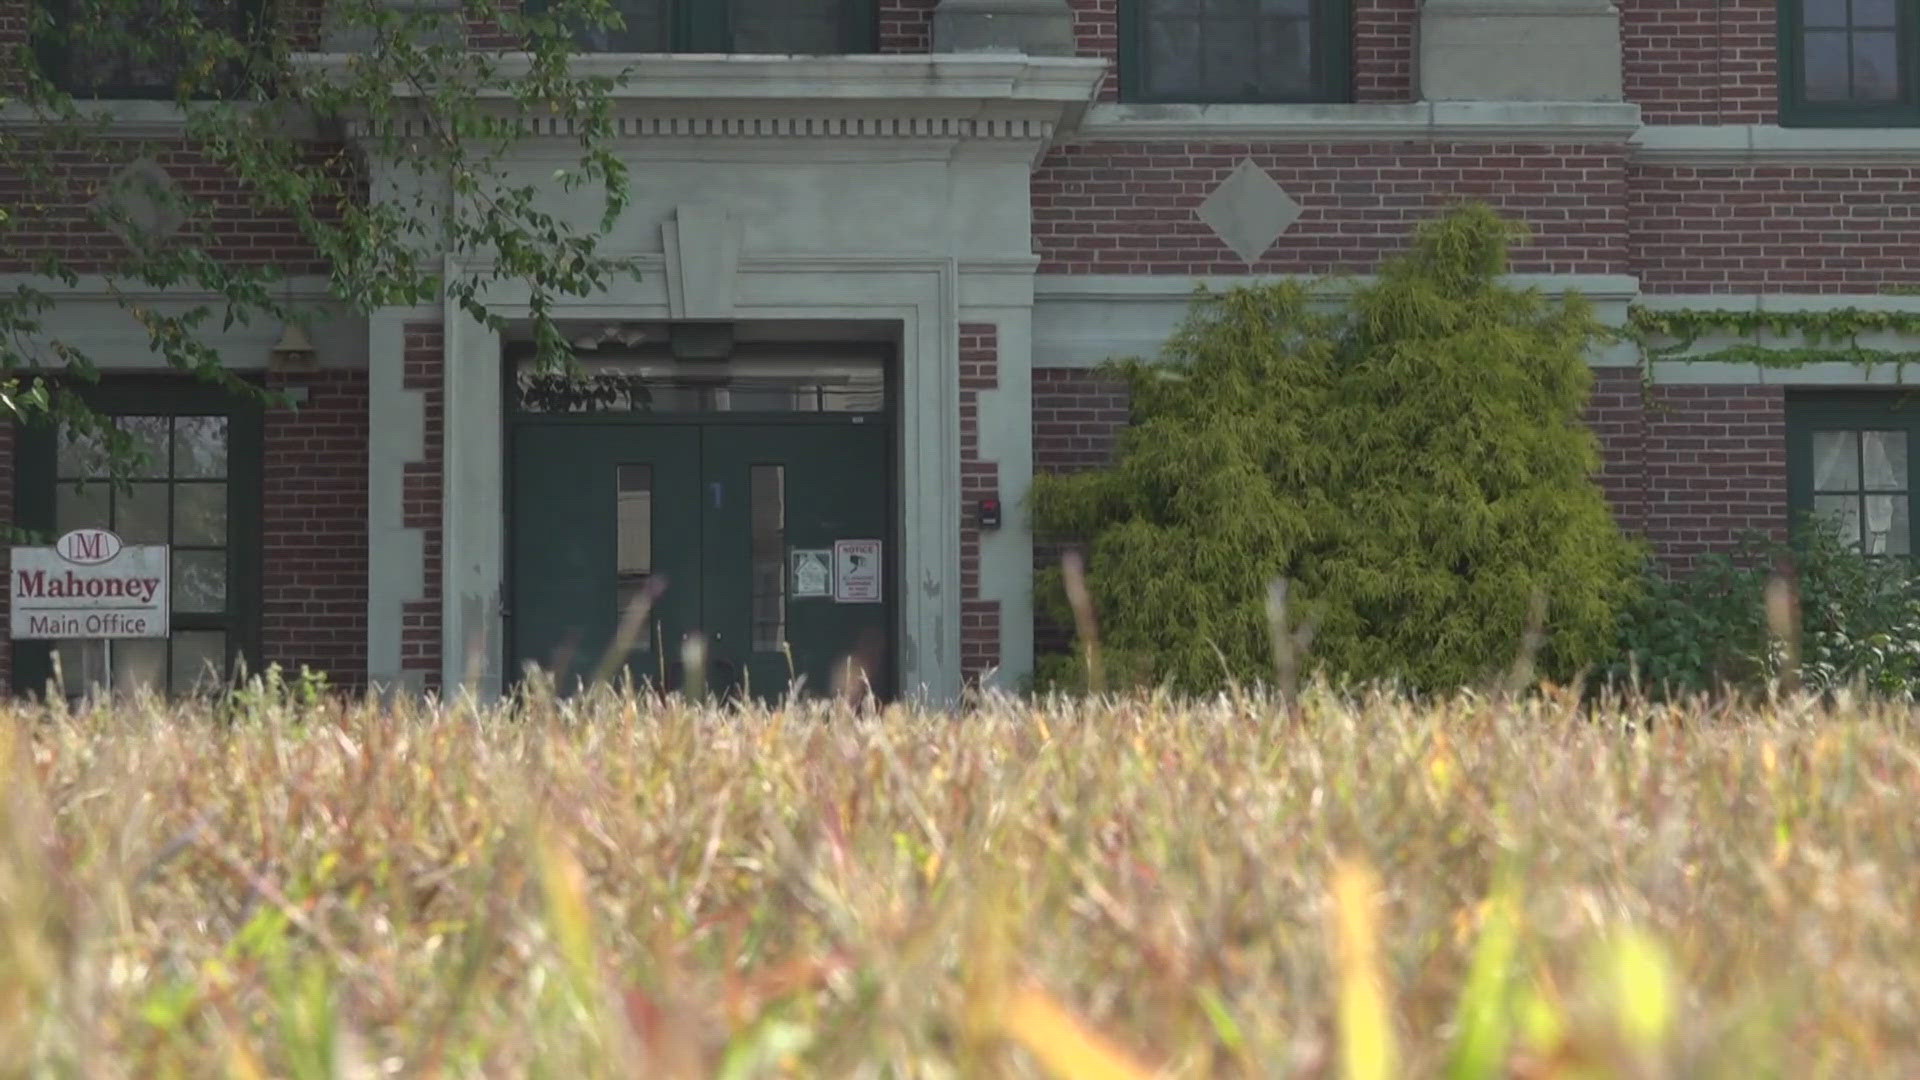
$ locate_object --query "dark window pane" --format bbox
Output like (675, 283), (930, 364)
(1862, 430), (1908, 491)
(571, 0), (669, 50)
(750, 465), (786, 653)
(1816, 493), (1864, 547)
(171, 416), (227, 479)
(1864, 494), (1910, 555)
(1804, 29), (1853, 100)
(171, 630), (227, 693)
(55, 640), (108, 696)
(56, 481), (111, 533)
(729, 0), (843, 53)
(1202, 18), (1261, 98)
(173, 483), (227, 546)
(616, 464), (653, 649)
(172, 550), (227, 614)
(57, 0), (254, 95)
(1852, 0), (1897, 29)
(1145, 18), (1203, 97)
(116, 482), (170, 544)
(1813, 430), (1861, 490)
(514, 355), (886, 414)
(1853, 30), (1901, 100)
(1257, 17), (1314, 98)
(1804, 0), (1850, 27)
(118, 417), (170, 478)
(110, 639), (166, 697)
(1140, 0), (1323, 101)
(56, 425), (108, 479)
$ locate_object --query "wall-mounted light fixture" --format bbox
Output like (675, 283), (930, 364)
(268, 320), (318, 371)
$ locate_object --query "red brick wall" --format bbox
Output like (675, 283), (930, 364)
(1628, 165), (1920, 293)
(1033, 143), (1629, 275)
(262, 371), (369, 687)
(1353, 0), (1418, 103)
(1621, 0), (1779, 126)
(0, 140), (338, 274)
(1642, 383), (1788, 566)
(1585, 372), (1788, 569)
(1586, 366), (1648, 541)
(402, 324), (443, 691)
(879, 0), (938, 52)
(959, 324), (1001, 683)
(1031, 367), (1130, 655)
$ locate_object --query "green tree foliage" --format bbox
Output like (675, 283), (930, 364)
(1031, 204), (1639, 692)
(1, 0), (638, 479)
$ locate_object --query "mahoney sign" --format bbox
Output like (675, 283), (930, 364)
(10, 528), (170, 639)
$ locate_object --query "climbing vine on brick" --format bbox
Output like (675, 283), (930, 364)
(1628, 305), (1920, 381)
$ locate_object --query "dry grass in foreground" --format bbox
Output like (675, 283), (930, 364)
(5, 681), (1920, 1078)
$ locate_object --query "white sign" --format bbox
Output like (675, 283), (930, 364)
(833, 539), (882, 604)
(791, 549), (831, 598)
(10, 528), (170, 640)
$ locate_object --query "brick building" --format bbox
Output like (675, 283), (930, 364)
(6, 0), (1919, 701)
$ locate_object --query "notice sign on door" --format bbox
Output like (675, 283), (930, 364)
(833, 539), (882, 603)
(10, 528), (170, 639)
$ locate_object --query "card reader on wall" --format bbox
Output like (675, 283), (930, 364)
(977, 498), (1001, 530)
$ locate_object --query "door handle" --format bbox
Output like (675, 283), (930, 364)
(709, 481), (723, 509)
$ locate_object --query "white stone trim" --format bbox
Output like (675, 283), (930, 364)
(353, 113), (1071, 142)
(0, 101), (323, 138)
(365, 311), (428, 692)
(1073, 101), (1643, 143)
(963, 304), (1037, 693)
(1033, 273), (1640, 369)
(1632, 293), (1920, 315)
(1034, 277), (1920, 388)
(1036, 272), (1642, 300)
(1631, 124), (1920, 165)
(0, 273), (335, 300)
(0, 275), (367, 371)
(438, 253), (967, 703)
(294, 52), (1106, 102)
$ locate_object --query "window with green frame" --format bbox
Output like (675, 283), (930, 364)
(532, 0), (877, 54)
(1120, 0), (1351, 104)
(11, 381), (264, 700)
(1788, 392), (1920, 557)
(1779, 0), (1920, 127)
(33, 0), (268, 100)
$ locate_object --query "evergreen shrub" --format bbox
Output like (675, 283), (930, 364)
(1030, 204), (1640, 692)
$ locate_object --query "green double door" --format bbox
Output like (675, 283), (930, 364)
(510, 421), (892, 701)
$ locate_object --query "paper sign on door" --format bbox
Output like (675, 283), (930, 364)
(833, 539), (881, 603)
(791, 549), (831, 598)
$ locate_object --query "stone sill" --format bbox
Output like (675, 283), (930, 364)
(1074, 100), (1643, 142)
(1631, 124), (1920, 164)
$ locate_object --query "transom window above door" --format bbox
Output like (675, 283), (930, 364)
(1121, 0), (1352, 104)
(538, 0), (878, 54)
(1781, 0), (1920, 126)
